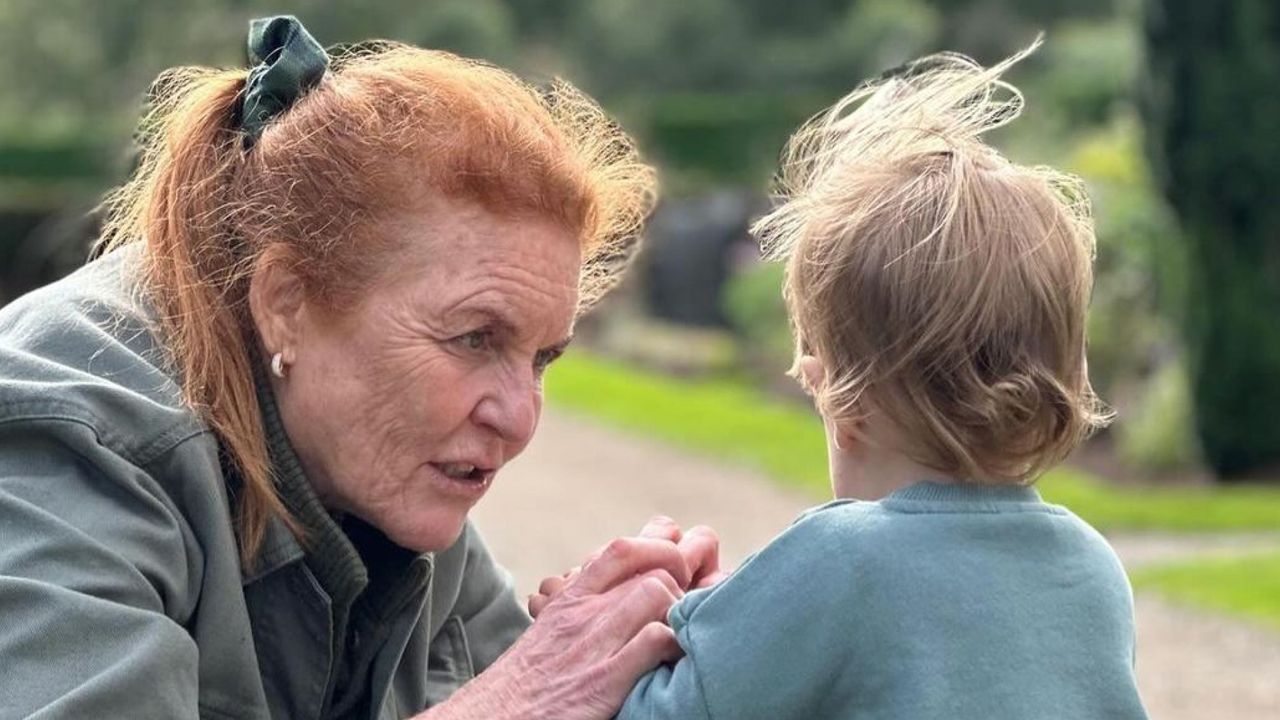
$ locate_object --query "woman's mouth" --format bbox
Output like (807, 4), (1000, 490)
(436, 462), (488, 481)
(426, 461), (496, 499)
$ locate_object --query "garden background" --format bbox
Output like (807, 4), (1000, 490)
(1, 0), (1277, 716)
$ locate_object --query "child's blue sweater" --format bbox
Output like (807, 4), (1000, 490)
(618, 481), (1148, 719)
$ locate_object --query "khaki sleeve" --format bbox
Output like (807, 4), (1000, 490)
(449, 522), (532, 673)
(0, 418), (200, 719)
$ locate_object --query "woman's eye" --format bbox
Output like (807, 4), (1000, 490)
(456, 330), (493, 352)
(534, 348), (563, 374)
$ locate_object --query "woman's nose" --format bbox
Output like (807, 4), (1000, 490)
(472, 370), (540, 447)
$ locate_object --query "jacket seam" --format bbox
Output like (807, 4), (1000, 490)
(0, 412), (214, 598)
(0, 401), (208, 468)
(198, 699), (258, 720)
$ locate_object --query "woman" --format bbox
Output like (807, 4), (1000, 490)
(0, 16), (718, 720)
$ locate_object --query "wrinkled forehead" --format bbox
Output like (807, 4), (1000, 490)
(373, 195), (583, 338)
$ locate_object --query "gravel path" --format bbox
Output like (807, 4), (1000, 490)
(471, 409), (1280, 720)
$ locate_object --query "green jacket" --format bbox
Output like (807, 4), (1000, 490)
(0, 249), (532, 719)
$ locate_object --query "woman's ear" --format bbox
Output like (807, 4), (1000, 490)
(248, 248), (307, 363)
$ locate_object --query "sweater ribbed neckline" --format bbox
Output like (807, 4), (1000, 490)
(880, 480), (1055, 515)
(889, 480), (1041, 504)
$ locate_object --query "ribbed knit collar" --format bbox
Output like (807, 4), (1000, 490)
(252, 367), (368, 608)
(881, 480), (1053, 514)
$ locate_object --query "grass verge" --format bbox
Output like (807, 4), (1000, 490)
(1132, 552), (1280, 631)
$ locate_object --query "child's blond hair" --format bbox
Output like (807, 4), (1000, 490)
(753, 42), (1112, 483)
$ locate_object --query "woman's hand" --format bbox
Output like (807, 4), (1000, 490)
(416, 536), (692, 720)
(528, 517), (728, 618)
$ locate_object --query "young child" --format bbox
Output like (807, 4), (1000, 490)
(616, 46), (1149, 719)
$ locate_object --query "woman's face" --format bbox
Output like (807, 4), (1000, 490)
(272, 197), (581, 552)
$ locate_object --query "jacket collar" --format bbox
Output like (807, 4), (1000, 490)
(239, 365), (367, 614)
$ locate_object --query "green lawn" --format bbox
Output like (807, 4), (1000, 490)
(1133, 552), (1280, 631)
(544, 351), (1280, 533)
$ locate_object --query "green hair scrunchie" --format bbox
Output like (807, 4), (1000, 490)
(239, 15), (329, 148)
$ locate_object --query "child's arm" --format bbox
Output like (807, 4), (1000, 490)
(615, 597), (714, 720)
(616, 505), (862, 720)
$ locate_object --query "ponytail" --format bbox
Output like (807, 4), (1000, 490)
(99, 67), (297, 567)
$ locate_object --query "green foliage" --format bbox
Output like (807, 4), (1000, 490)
(0, 0), (1146, 184)
(1034, 20), (1140, 127)
(546, 351), (1280, 531)
(1142, 0), (1280, 478)
(565, 0), (942, 99)
(721, 260), (792, 374)
(396, 0), (519, 65)
(0, 141), (113, 181)
(1116, 360), (1201, 473)
(1067, 116), (1185, 396)
(636, 93), (823, 186)
(567, 0), (753, 96)
(835, 0), (942, 71)
(1133, 552), (1280, 631)
(575, 0), (944, 183)
(779, 0), (942, 91)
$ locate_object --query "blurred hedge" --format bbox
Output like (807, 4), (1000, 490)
(632, 93), (825, 188)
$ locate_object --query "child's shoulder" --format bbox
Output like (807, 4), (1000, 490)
(680, 484), (1127, 621)
(674, 499), (885, 618)
(790, 496), (878, 534)
(757, 496), (898, 562)
(716, 495), (918, 579)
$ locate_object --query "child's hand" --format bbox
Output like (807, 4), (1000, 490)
(528, 516), (727, 618)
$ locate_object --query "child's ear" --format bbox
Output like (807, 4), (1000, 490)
(797, 354), (861, 452)
(797, 354), (826, 395)
(831, 422), (857, 454)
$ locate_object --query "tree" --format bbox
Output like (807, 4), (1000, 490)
(1141, 0), (1280, 479)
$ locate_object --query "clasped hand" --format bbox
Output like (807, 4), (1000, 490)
(528, 516), (728, 618)
(424, 517), (726, 720)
